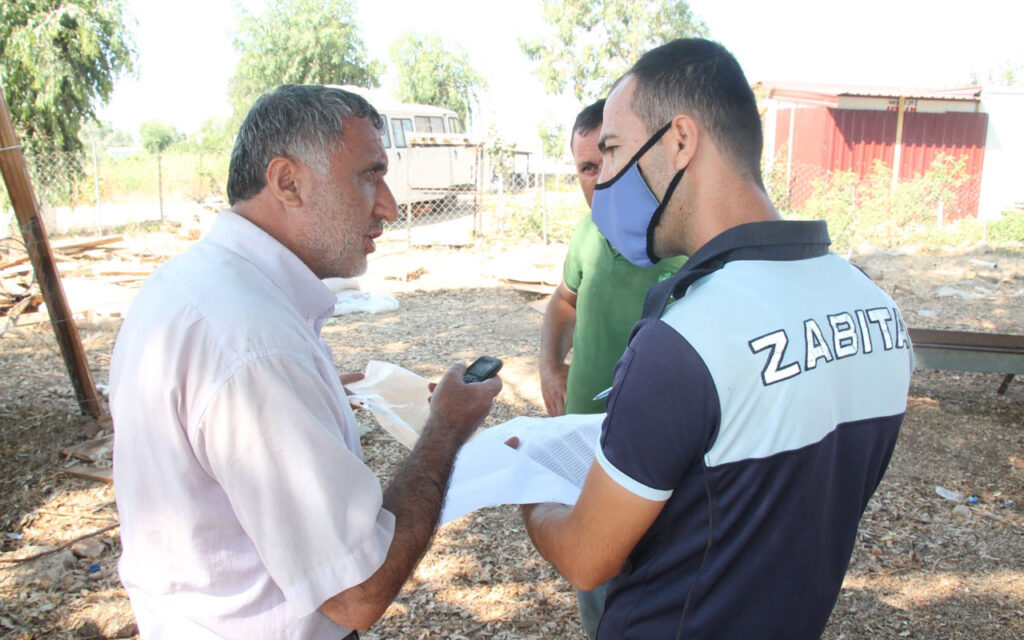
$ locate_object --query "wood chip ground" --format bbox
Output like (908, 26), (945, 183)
(1, 231), (1021, 639)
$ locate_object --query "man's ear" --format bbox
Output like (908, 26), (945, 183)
(666, 114), (699, 172)
(265, 156), (303, 208)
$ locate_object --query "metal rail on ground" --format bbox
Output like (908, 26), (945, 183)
(908, 327), (1024, 395)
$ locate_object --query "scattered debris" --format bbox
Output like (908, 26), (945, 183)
(969, 258), (998, 270)
(527, 297), (550, 315)
(64, 465), (113, 485)
(0, 524), (119, 565)
(70, 537), (106, 559)
(61, 434), (114, 464)
(1, 239), (1022, 639)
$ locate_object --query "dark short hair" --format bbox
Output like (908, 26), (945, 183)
(227, 84), (384, 204)
(570, 98), (605, 151)
(626, 38), (764, 186)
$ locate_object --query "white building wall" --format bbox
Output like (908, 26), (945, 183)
(978, 89), (1024, 220)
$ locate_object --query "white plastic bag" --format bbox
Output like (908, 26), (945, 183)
(332, 290), (399, 315)
(346, 361), (431, 449)
(321, 277), (399, 315)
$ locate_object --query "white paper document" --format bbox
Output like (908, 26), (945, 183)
(346, 361), (431, 449)
(440, 413), (604, 525)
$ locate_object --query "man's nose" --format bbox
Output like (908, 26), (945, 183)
(376, 180), (399, 222)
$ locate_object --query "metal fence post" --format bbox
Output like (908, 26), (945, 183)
(541, 147), (548, 245)
(91, 140), (102, 235)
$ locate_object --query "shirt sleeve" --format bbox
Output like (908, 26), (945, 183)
(191, 353), (394, 617)
(597, 318), (721, 499)
(562, 216), (591, 295)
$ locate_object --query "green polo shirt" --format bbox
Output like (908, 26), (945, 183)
(563, 215), (687, 414)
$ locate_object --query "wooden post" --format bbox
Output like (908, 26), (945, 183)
(0, 86), (104, 418)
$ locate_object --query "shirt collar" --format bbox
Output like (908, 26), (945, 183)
(642, 220), (831, 319)
(204, 210), (337, 331)
(687, 220), (830, 268)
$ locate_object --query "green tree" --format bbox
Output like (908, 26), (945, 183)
(520, 0), (708, 103)
(538, 120), (567, 160)
(970, 58), (1023, 87)
(180, 117), (233, 154)
(0, 0), (135, 154)
(140, 120), (178, 222)
(389, 31), (487, 125)
(230, 0), (381, 118)
(80, 120), (134, 149)
(140, 120), (176, 155)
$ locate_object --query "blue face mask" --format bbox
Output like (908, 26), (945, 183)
(591, 122), (686, 267)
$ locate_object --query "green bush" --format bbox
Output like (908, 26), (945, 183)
(480, 180), (587, 244)
(986, 209), (1024, 246)
(780, 154), (983, 252)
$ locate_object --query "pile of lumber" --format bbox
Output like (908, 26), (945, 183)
(0, 234), (155, 328)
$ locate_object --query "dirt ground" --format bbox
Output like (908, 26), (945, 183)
(1, 231), (1022, 639)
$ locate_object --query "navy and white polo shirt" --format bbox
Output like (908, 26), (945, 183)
(595, 221), (913, 640)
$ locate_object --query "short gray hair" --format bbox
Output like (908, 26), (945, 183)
(227, 84), (384, 204)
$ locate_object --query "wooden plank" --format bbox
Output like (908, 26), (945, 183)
(501, 279), (556, 296)
(528, 297), (550, 315)
(60, 434), (114, 463)
(1, 258), (77, 277)
(0, 249), (75, 271)
(0, 86), (103, 417)
(64, 465), (113, 485)
(0, 235), (127, 269)
(50, 234), (124, 253)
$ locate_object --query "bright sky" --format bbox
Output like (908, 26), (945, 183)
(97, 0), (1023, 150)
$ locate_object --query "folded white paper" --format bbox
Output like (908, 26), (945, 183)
(440, 413), (604, 525)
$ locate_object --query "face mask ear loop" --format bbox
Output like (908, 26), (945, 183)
(645, 166), (686, 264)
(594, 121), (674, 190)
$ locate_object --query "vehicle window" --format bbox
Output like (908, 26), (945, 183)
(414, 116), (445, 132)
(448, 117), (464, 134)
(380, 115), (391, 148)
(392, 118), (411, 148)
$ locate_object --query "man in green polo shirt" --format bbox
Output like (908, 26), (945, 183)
(537, 100), (687, 638)
(540, 100), (686, 417)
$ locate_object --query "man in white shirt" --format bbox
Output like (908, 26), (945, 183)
(110, 84), (502, 639)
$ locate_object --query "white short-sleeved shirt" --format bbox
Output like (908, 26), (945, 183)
(110, 211), (394, 639)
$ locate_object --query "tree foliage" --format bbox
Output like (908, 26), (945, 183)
(520, 0), (708, 103)
(0, 0), (135, 154)
(140, 120), (178, 155)
(389, 31), (487, 125)
(230, 0), (381, 117)
(181, 117), (234, 153)
(538, 120), (567, 160)
(79, 120), (133, 149)
(970, 58), (1023, 87)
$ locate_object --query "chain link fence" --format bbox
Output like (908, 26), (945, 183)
(2, 146), (231, 238)
(2, 142), (590, 246)
(380, 142), (587, 246)
(3, 141), (1008, 251)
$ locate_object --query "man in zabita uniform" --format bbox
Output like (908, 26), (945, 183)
(519, 38), (913, 640)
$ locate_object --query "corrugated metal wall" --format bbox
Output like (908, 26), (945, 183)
(775, 107), (988, 218)
(900, 111), (988, 217)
